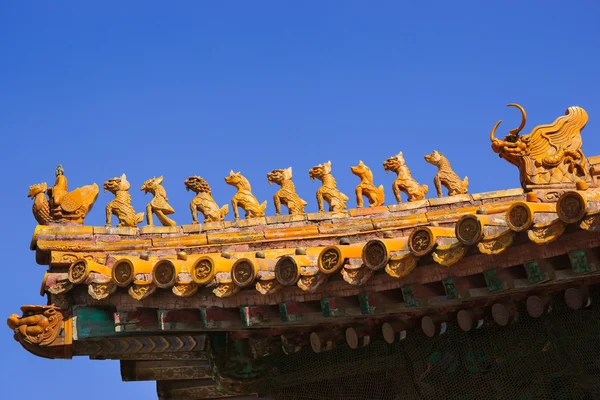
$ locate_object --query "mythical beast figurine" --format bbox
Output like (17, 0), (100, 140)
(7, 304), (70, 358)
(185, 176), (229, 223)
(490, 103), (591, 187)
(350, 161), (385, 207)
(28, 165), (99, 225)
(104, 174), (144, 227)
(424, 150), (469, 197)
(141, 176), (176, 226)
(225, 171), (267, 220)
(267, 167), (308, 215)
(383, 152), (428, 203)
(309, 161), (348, 212)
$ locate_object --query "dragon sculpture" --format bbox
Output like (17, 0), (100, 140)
(383, 152), (428, 203)
(424, 150), (469, 197)
(267, 167), (308, 215)
(350, 161), (385, 207)
(309, 161), (348, 212)
(7, 305), (65, 347)
(141, 176), (176, 226)
(224, 171), (267, 220)
(185, 176), (229, 223)
(28, 165), (98, 225)
(104, 174), (144, 227)
(490, 104), (591, 187)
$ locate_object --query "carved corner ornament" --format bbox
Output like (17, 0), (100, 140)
(7, 305), (72, 359)
(424, 150), (468, 197)
(104, 174), (144, 227)
(225, 171), (267, 220)
(141, 176), (176, 226)
(185, 176), (229, 223)
(490, 104), (591, 188)
(309, 161), (349, 212)
(350, 161), (385, 207)
(383, 152), (428, 203)
(29, 165), (99, 225)
(267, 167), (308, 215)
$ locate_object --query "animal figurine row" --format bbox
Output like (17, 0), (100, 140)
(29, 151), (468, 226)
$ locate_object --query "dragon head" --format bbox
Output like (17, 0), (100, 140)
(28, 182), (48, 198)
(184, 176), (212, 194)
(309, 161), (332, 182)
(267, 167), (292, 186)
(104, 174), (130, 194)
(424, 150), (443, 166)
(140, 176), (163, 195)
(490, 103), (528, 153)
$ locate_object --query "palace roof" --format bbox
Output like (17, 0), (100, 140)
(10, 103), (600, 399)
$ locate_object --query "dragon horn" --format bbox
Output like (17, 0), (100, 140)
(507, 103), (526, 136)
(490, 120), (502, 142)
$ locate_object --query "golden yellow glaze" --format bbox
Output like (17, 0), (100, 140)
(274, 254), (315, 286)
(527, 219), (566, 244)
(386, 254), (419, 279)
(557, 190), (600, 224)
(231, 256), (277, 288)
(68, 259), (111, 285)
(309, 161), (348, 212)
(383, 152), (428, 203)
(152, 259), (186, 288)
(432, 243), (467, 267)
(128, 283), (156, 300)
(424, 150), (468, 197)
(505, 202), (556, 232)
(7, 305), (71, 359)
(264, 225), (319, 240)
(455, 214), (507, 246)
(350, 161), (385, 208)
(477, 229), (515, 255)
(362, 238), (409, 271)
(580, 210), (600, 230)
(491, 104), (591, 186)
(317, 243), (363, 274)
(141, 176), (176, 227)
(341, 265), (372, 286)
(28, 165), (98, 225)
(408, 226), (456, 256)
(184, 176), (229, 223)
(190, 254), (236, 285)
(104, 174), (144, 227)
(225, 170), (267, 220)
(267, 167), (308, 215)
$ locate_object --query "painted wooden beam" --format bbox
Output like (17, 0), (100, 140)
(121, 360), (212, 382)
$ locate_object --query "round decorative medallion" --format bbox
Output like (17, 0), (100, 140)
(153, 261), (176, 288)
(192, 258), (213, 283)
(362, 240), (388, 271)
(456, 215), (482, 246)
(557, 192), (585, 224)
(68, 260), (89, 284)
(507, 204), (530, 231)
(232, 259), (255, 287)
(275, 256), (300, 286)
(112, 260), (134, 287)
(409, 229), (432, 256)
(318, 247), (342, 274)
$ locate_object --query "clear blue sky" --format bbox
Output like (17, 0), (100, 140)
(1, 2), (599, 398)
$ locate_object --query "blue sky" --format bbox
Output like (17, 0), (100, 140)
(1, 2), (599, 398)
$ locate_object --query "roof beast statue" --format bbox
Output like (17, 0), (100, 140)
(490, 104), (591, 188)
